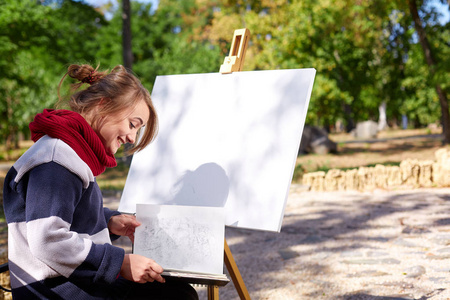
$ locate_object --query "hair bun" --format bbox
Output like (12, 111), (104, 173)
(67, 64), (103, 85)
(81, 71), (99, 85)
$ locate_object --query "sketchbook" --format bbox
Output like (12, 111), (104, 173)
(133, 204), (229, 286)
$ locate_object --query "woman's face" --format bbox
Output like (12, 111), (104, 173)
(95, 99), (150, 155)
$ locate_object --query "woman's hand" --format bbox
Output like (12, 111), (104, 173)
(120, 254), (165, 283)
(108, 214), (141, 243)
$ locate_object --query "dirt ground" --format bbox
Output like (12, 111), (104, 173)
(200, 187), (450, 300)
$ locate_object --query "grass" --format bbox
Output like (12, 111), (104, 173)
(294, 127), (447, 182)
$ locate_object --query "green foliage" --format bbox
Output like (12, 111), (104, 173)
(0, 0), (108, 148)
(0, 0), (448, 148)
(292, 163), (306, 182)
(132, 0), (222, 88)
(400, 44), (442, 126)
(0, 1), (56, 147)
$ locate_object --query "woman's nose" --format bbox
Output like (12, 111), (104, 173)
(126, 134), (136, 144)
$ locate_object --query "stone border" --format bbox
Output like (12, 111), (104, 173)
(303, 148), (450, 192)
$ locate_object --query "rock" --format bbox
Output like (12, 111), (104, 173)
(342, 259), (380, 265)
(342, 258), (400, 265)
(431, 233), (450, 246)
(302, 147), (450, 192)
(344, 292), (413, 300)
(343, 169), (358, 190)
(386, 166), (402, 186)
(403, 265), (426, 278)
(393, 238), (420, 248)
(299, 125), (337, 155)
(300, 235), (324, 244)
(278, 248), (299, 260)
(401, 226), (431, 234)
(353, 120), (378, 139)
(425, 250), (450, 260)
(431, 266), (450, 273)
(429, 277), (446, 284)
(436, 246), (450, 253)
(366, 251), (389, 257)
(400, 159), (420, 187)
(418, 160), (434, 187)
(302, 171), (326, 191)
(346, 270), (389, 277)
(433, 148), (450, 187)
(357, 166), (376, 191)
(377, 282), (414, 289)
(324, 169), (345, 191)
(373, 164), (388, 189)
(381, 258), (401, 264)
(340, 250), (364, 258)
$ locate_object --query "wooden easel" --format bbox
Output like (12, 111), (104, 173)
(219, 28), (250, 74)
(207, 28), (252, 300)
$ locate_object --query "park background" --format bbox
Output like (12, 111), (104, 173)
(1, 0), (449, 182)
(0, 0), (450, 299)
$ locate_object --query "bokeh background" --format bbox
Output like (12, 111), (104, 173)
(1, 1), (450, 299)
(1, 0), (449, 153)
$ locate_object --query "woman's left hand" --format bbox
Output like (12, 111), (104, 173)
(108, 214), (141, 243)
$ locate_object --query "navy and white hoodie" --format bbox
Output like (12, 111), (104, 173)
(3, 136), (125, 299)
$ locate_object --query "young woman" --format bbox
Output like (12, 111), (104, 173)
(3, 64), (198, 299)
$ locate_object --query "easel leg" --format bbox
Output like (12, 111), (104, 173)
(224, 239), (251, 300)
(207, 285), (219, 300)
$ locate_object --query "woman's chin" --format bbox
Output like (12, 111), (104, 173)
(107, 147), (118, 156)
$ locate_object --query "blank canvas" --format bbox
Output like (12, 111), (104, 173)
(119, 69), (316, 232)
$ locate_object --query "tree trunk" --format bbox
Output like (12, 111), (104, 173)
(343, 103), (355, 132)
(378, 101), (388, 131)
(408, 0), (450, 143)
(122, 0), (133, 165)
(122, 0), (133, 70)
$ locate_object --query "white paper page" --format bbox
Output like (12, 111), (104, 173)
(134, 204), (225, 275)
(120, 69), (316, 232)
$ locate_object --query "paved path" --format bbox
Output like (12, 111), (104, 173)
(107, 187), (450, 299)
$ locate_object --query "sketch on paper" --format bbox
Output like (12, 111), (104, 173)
(134, 204), (225, 275)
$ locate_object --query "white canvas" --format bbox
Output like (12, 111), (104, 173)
(119, 69), (316, 232)
(134, 204), (225, 275)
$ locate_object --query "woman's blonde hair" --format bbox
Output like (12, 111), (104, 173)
(58, 64), (158, 155)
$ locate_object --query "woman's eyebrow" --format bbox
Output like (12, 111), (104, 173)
(135, 117), (144, 125)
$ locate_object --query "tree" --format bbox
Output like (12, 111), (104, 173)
(0, 0), (56, 150)
(408, 0), (449, 142)
(122, 0), (133, 70)
(0, 0), (106, 151)
(1, 0), (447, 148)
(130, 0), (222, 87)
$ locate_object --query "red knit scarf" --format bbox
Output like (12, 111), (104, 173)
(29, 109), (117, 176)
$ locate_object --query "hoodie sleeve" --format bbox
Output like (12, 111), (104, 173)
(24, 162), (124, 284)
(104, 207), (122, 241)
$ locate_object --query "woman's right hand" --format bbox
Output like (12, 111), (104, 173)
(120, 254), (165, 283)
